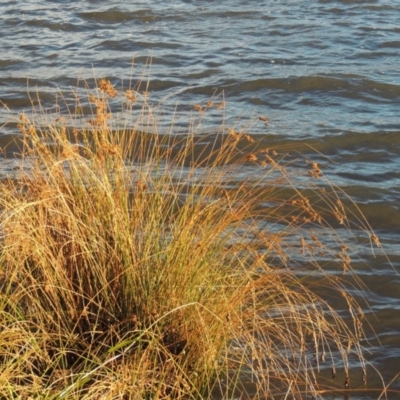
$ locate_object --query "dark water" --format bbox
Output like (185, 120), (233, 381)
(1, 1), (400, 398)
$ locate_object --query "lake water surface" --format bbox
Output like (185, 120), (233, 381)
(1, 1), (400, 398)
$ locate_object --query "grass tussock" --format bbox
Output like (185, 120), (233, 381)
(0, 78), (378, 399)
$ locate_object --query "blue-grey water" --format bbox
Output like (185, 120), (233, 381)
(1, 1), (400, 398)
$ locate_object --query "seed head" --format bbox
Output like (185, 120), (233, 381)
(98, 78), (117, 98)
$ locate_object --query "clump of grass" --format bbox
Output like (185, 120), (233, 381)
(0, 78), (377, 399)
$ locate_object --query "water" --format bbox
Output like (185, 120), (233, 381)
(1, 0), (400, 398)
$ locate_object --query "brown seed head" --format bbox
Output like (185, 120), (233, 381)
(126, 90), (137, 103)
(19, 113), (30, 124)
(246, 153), (258, 162)
(98, 78), (117, 98)
(193, 104), (203, 113)
(371, 234), (381, 247)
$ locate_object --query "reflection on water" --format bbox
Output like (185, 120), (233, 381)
(1, 0), (400, 398)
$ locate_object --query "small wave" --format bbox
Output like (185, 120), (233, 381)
(77, 9), (160, 24)
(217, 75), (400, 104)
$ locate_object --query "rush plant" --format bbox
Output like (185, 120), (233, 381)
(0, 79), (376, 399)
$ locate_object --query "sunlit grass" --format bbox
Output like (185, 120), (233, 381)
(0, 77), (381, 399)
